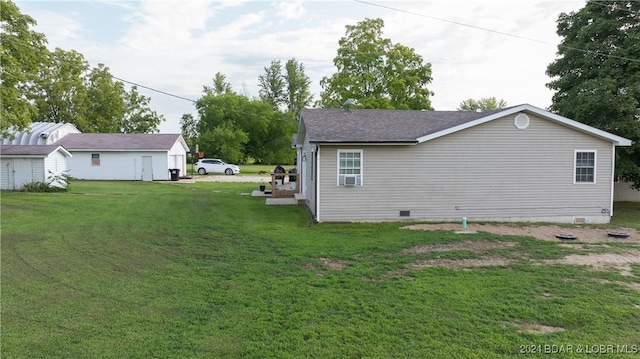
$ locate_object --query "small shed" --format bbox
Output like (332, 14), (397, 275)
(0, 145), (72, 190)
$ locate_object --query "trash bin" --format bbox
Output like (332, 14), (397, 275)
(169, 168), (180, 181)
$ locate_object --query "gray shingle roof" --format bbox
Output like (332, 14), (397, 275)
(300, 107), (511, 143)
(1, 145), (69, 156)
(55, 133), (183, 150)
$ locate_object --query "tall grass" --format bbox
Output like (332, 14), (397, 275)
(2, 181), (639, 358)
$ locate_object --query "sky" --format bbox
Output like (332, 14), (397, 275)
(15, 0), (588, 134)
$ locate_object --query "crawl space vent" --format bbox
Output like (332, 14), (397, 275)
(573, 217), (587, 225)
(399, 211), (410, 217)
(514, 113), (530, 129)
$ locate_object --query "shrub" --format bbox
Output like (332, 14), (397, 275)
(21, 182), (58, 192)
(21, 171), (71, 193)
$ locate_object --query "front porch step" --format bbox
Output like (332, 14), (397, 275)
(294, 192), (307, 205)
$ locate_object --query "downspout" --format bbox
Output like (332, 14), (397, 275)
(316, 146), (321, 222)
(610, 143), (615, 218)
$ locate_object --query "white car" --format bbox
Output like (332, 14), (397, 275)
(194, 159), (240, 175)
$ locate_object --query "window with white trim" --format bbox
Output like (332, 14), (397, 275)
(338, 150), (362, 186)
(574, 151), (596, 184)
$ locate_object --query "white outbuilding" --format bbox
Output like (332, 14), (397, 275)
(1, 122), (80, 145)
(55, 133), (189, 181)
(0, 145), (72, 190)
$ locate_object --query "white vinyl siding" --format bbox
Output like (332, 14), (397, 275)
(44, 150), (69, 187)
(337, 150), (362, 186)
(67, 152), (172, 180)
(316, 114), (614, 223)
(574, 150), (596, 184)
(299, 128), (318, 218)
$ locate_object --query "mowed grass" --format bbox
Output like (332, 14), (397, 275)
(2, 181), (639, 358)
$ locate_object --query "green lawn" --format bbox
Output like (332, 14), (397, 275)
(2, 181), (639, 358)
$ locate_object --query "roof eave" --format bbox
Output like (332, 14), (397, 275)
(311, 140), (418, 145)
(64, 148), (170, 151)
(416, 104), (633, 146)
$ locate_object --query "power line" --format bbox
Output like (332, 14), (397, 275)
(112, 76), (196, 103)
(352, 0), (640, 64)
(2, 34), (200, 104)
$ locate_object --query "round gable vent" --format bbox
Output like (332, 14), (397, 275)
(514, 113), (530, 129)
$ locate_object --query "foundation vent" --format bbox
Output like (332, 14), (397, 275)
(400, 211), (411, 217)
(573, 217), (587, 225)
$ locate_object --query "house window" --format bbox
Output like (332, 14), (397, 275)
(574, 151), (596, 184)
(91, 153), (100, 166)
(338, 150), (362, 186)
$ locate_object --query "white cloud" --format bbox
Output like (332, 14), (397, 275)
(272, 0), (305, 20)
(29, 10), (83, 46)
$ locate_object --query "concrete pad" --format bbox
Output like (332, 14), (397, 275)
(456, 230), (478, 234)
(252, 190), (272, 197)
(266, 198), (298, 205)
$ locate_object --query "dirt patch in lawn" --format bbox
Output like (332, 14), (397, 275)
(303, 258), (348, 272)
(536, 250), (640, 276)
(399, 225), (640, 273)
(404, 240), (517, 254)
(407, 256), (516, 270)
(403, 223), (640, 243)
(511, 322), (566, 334)
(319, 257), (347, 270)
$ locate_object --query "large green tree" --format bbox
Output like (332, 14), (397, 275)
(194, 88), (296, 164)
(0, 0), (48, 135)
(258, 60), (286, 109)
(546, 0), (640, 188)
(284, 58), (312, 117)
(82, 64), (127, 133)
(203, 72), (233, 96)
(1, 1), (164, 134)
(258, 58), (312, 117)
(120, 86), (164, 133)
(458, 97), (507, 112)
(31, 48), (89, 127)
(319, 18), (434, 110)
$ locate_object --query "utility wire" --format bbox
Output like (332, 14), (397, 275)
(352, 0), (640, 64)
(111, 76), (196, 103)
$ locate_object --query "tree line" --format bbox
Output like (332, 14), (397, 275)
(1, 1), (164, 135)
(2, 1), (638, 186)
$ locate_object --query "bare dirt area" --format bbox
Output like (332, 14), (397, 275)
(403, 240), (518, 254)
(407, 256), (516, 270)
(402, 223), (640, 243)
(503, 322), (565, 334)
(399, 224), (640, 278)
(536, 251), (640, 276)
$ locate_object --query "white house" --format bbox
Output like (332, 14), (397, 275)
(294, 104), (633, 224)
(0, 145), (72, 190)
(55, 133), (189, 181)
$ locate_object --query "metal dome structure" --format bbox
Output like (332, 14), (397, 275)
(1, 122), (81, 145)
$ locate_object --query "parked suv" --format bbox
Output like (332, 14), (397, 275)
(194, 159), (240, 175)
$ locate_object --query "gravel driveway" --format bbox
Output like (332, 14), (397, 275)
(178, 174), (271, 183)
